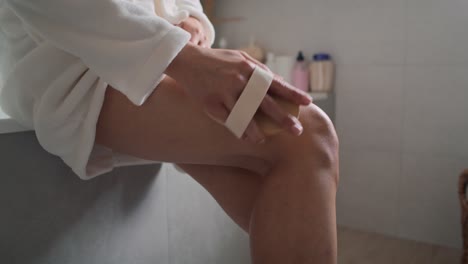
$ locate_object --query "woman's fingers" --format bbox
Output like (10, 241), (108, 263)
(190, 34), (201, 45)
(178, 20), (205, 46)
(236, 52), (307, 137)
(240, 51), (272, 74)
(203, 101), (229, 126)
(259, 95), (303, 136)
(239, 51), (311, 106)
(244, 119), (266, 143)
(204, 97), (265, 143)
(269, 76), (312, 105)
(224, 94), (265, 143)
(200, 36), (210, 48)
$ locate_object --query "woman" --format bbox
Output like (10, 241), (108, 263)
(0, 0), (339, 263)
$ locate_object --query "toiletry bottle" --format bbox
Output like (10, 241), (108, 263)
(292, 51), (310, 92)
(240, 36), (265, 62)
(265, 52), (276, 73)
(310, 53), (334, 93)
(275, 55), (295, 83)
(218, 37), (228, 49)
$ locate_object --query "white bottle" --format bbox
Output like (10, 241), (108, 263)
(310, 53), (334, 93)
(265, 52), (277, 73)
(218, 37), (228, 49)
(275, 55), (295, 84)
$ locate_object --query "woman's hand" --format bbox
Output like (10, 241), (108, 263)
(177, 16), (210, 48)
(166, 43), (312, 143)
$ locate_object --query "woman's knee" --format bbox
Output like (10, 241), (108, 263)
(301, 104), (339, 151)
(225, 105), (339, 178)
(273, 104), (339, 172)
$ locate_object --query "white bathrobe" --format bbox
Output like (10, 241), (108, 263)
(0, 0), (215, 179)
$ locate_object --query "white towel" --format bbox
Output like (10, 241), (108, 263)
(0, 0), (215, 179)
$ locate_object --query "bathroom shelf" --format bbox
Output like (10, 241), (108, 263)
(309, 92), (330, 101)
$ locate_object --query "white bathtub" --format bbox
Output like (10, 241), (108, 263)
(0, 110), (249, 264)
(0, 108), (30, 134)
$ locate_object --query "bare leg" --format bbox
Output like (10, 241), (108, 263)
(249, 158), (338, 263)
(96, 77), (339, 263)
(175, 164), (262, 232)
(179, 157), (338, 264)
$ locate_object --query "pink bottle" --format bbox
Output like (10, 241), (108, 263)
(292, 51), (310, 92)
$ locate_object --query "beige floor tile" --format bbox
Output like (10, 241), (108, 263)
(338, 227), (461, 264)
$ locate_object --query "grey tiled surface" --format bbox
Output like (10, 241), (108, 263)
(0, 132), (249, 264)
(0, 132), (168, 264)
(166, 165), (250, 264)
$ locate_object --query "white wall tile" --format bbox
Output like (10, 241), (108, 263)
(166, 165), (251, 264)
(329, 7), (406, 65)
(327, 0), (406, 9)
(217, 1), (331, 55)
(406, 4), (468, 65)
(403, 66), (468, 158)
(407, 0), (468, 12)
(397, 154), (465, 248)
(337, 150), (401, 236)
(336, 66), (404, 152)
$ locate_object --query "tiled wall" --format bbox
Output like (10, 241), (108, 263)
(216, 0), (468, 248)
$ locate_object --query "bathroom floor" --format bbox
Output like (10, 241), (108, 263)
(338, 227), (461, 264)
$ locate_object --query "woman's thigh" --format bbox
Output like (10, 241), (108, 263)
(95, 77), (278, 174)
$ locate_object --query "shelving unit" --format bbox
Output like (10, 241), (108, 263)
(307, 91), (335, 123)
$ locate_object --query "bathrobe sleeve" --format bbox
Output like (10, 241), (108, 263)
(175, 0), (215, 46)
(5, 0), (191, 105)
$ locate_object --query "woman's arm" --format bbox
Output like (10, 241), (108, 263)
(5, 0), (191, 106)
(6, 0), (311, 142)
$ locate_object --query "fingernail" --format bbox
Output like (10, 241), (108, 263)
(258, 138), (266, 144)
(292, 123), (303, 136)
